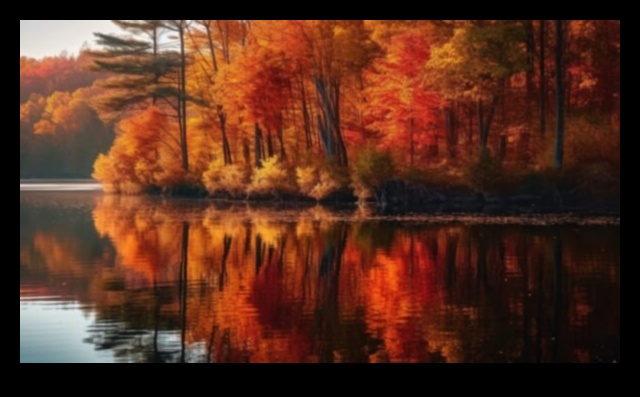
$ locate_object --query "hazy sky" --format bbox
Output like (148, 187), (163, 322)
(20, 20), (117, 58)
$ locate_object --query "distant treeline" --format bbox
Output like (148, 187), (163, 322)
(20, 54), (114, 178)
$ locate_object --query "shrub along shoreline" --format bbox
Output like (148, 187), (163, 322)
(100, 148), (620, 215)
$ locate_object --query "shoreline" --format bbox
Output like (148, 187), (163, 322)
(20, 180), (620, 217)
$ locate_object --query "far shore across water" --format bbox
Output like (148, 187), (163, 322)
(20, 179), (103, 192)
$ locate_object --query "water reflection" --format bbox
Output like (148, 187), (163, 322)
(20, 193), (620, 363)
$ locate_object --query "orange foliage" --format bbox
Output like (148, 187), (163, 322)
(20, 194), (620, 362)
(364, 29), (442, 165)
(93, 107), (185, 192)
(20, 20), (620, 186)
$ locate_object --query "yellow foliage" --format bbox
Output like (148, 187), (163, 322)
(202, 159), (247, 197)
(248, 157), (295, 197)
(92, 108), (191, 192)
(296, 166), (317, 196)
(20, 94), (46, 125)
(93, 154), (118, 191)
(33, 120), (57, 135)
(296, 165), (341, 201)
(310, 170), (340, 201)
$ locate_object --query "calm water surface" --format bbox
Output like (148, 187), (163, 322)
(20, 184), (620, 363)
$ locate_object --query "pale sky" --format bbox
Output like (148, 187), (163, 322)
(20, 20), (117, 59)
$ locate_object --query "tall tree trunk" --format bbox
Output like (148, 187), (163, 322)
(200, 20), (234, 167)
(333, 81), (348, 167)
(554, 20), (565, 169)
(314, 77), (347, 167)
(151, 23), (159, 105)
(277, 113), (286, 159)
(467, 105), (474, 155)
(266, 128), (274, 158)
(478, 94), (500, 153)
(525, 20), (535, 126)
(300, 74), (312, 150)
(477, 100), (485, 152)
(217, 106), (232, 165)
(254, 123), (264, 168)
(178, 24), (189, 173)
(539, 20), (547, 136)
(203, 22), (219, 73)
(445, 106), (457, 159)
(243, 138), (251, 169)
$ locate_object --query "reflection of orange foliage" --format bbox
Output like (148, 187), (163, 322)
(30, 233), (86, 276)
(79, 198), (622, 362)
(93, 196), (183, 286)
(360, 232), (439, 362)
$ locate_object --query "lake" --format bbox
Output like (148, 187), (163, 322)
(20, 183), (620, 363)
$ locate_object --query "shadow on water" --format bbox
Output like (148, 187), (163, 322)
(20, 193), (620, 363)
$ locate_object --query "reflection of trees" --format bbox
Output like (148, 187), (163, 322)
(20, 195), (620, 362)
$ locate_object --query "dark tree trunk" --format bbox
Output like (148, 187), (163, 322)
(525, 20), (535, 125)
(218, 107), (232, 165)
(539, 20), (547, 136)
(445, 106), (457, 159)
(333, 82), (348, 167)
(277, 113), (286, 159)
(478, 94), (500, 153)
(300, 74), (312, 151)
(554, 20), (565, 169)
(477, 100), (484, 151)
(254, 123), (264, 168)
(178, 24), (189, 173)
(467, 105), (474, 155)
(242, 138), (251, 169)
(266, 128), (274, 158)
(314, 77), (347, 167)
(203, 22), (219, 73)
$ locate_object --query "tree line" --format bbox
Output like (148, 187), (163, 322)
(20, 53), (114, 178)
(21, 21), (619, 199)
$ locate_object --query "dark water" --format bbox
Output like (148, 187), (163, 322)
(20, 186), (620, 363)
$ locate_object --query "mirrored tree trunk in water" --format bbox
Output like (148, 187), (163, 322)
(20, 194), (620, 363)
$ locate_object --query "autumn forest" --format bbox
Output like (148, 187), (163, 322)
(20, 20), (621, 363)
(20, 20), (620, 205)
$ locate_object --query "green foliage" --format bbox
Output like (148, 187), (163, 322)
(352, 147), (395, 201)
(426, 21), (528, 101)
(89, 21), (182, 117)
